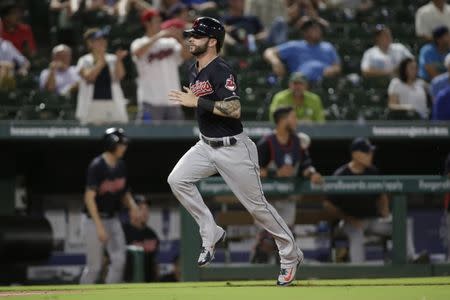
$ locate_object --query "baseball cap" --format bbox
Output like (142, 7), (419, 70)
(289, 72), (307, 84)
(141, 8), (160, 24)
(350, 137), (376, 153)
(161, 18), (186, 30)
(432, 26), (449, 40)
(444, 53), (450, 68)
(83, 27), (110, 41)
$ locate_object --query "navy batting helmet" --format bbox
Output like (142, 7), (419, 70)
(103, 127), (129, 152)
(183, 17), (225, 51)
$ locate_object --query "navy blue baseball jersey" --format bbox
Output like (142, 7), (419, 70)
(257, 133), (313, 177)
(84, 155), (128, 217)
(329, 164), (380, 218)
(189, 56), (243, 138)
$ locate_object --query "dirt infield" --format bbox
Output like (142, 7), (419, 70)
(0, 290), (81, 298)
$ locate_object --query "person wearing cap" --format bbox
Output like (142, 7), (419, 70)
(361, 24), (413, 78)
(80, 128), (140, 284)
(415, 0), (450, 41)
(252, 106), (322, 263)
(264, 18), (341, 82)
(168, 17), (304, 286)
(418, 26), (450, 81)
(39, 44), (80, 96)
(131, 9), (189, 121)
(269, 72), (325, 123)
(122, 195), (160, 282)
(323, 138), (424, 263)
(76, 27), (129, 124)
(0, 2), (36, 56)
(430, 53), (450, 100)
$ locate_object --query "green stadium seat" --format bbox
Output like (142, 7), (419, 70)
(386, 109), (422, 120)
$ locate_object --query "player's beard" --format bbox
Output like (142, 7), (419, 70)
(190, 40), (209, 57)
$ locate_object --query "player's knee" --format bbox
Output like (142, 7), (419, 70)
(167, 169), (183, 188)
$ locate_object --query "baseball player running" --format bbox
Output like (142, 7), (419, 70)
(80, 128), (139, 284)
(168, 17), (303, 286)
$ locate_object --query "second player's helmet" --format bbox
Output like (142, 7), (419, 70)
(103, 127), (129, 152)
(183, 17), (225, 50)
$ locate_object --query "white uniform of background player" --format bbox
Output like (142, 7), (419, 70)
(131, 9), (186, 121)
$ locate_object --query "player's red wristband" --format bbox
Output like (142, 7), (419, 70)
(198, 97), (215, 113)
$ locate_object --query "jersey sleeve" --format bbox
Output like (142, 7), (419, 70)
(276, 41), (295, 63)
(212, 65), (240, 101)
(86, 162), (100, 191)
(257, 137), (271, 167)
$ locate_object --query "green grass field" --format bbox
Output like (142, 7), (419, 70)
(1, 277), (449, 299)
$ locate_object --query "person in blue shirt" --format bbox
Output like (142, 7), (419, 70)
(432, 86), (450, 120)
(430, 53), (450, 100)
(418, 26), (450, 81)
(264, 18), (341, 83)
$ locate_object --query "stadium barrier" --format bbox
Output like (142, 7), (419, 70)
(177, 175), (450, 281)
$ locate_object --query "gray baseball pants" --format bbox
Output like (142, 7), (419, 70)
(79, 217), (126, 284)
(168, 132), (302, 267)
(341, 217), (417, 263)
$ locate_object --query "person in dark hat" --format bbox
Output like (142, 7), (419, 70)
(0, 1), (36, 56)
(264, 17), (341, 82)
(419, 25), (450, 81)
(323, 138), (426, 263)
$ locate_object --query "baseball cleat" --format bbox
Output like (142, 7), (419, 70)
(276, 251), (304, 286)
(198, 228), (226, 267)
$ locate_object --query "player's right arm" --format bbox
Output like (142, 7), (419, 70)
(84, 189), (108, 243)
(169, 88), (242, 119)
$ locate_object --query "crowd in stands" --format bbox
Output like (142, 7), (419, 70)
(1, 0), (450, 122)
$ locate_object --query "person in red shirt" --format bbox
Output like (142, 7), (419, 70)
(0, 2), (36, 56)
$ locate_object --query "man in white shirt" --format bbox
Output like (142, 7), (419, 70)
(361, 25), (413, 78)
(40, 44), (80, 96)
(415, 0), (450, 41)
(131, 9), (189, 121)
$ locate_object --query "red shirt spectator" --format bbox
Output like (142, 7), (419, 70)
(0, 3), (36, 56)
